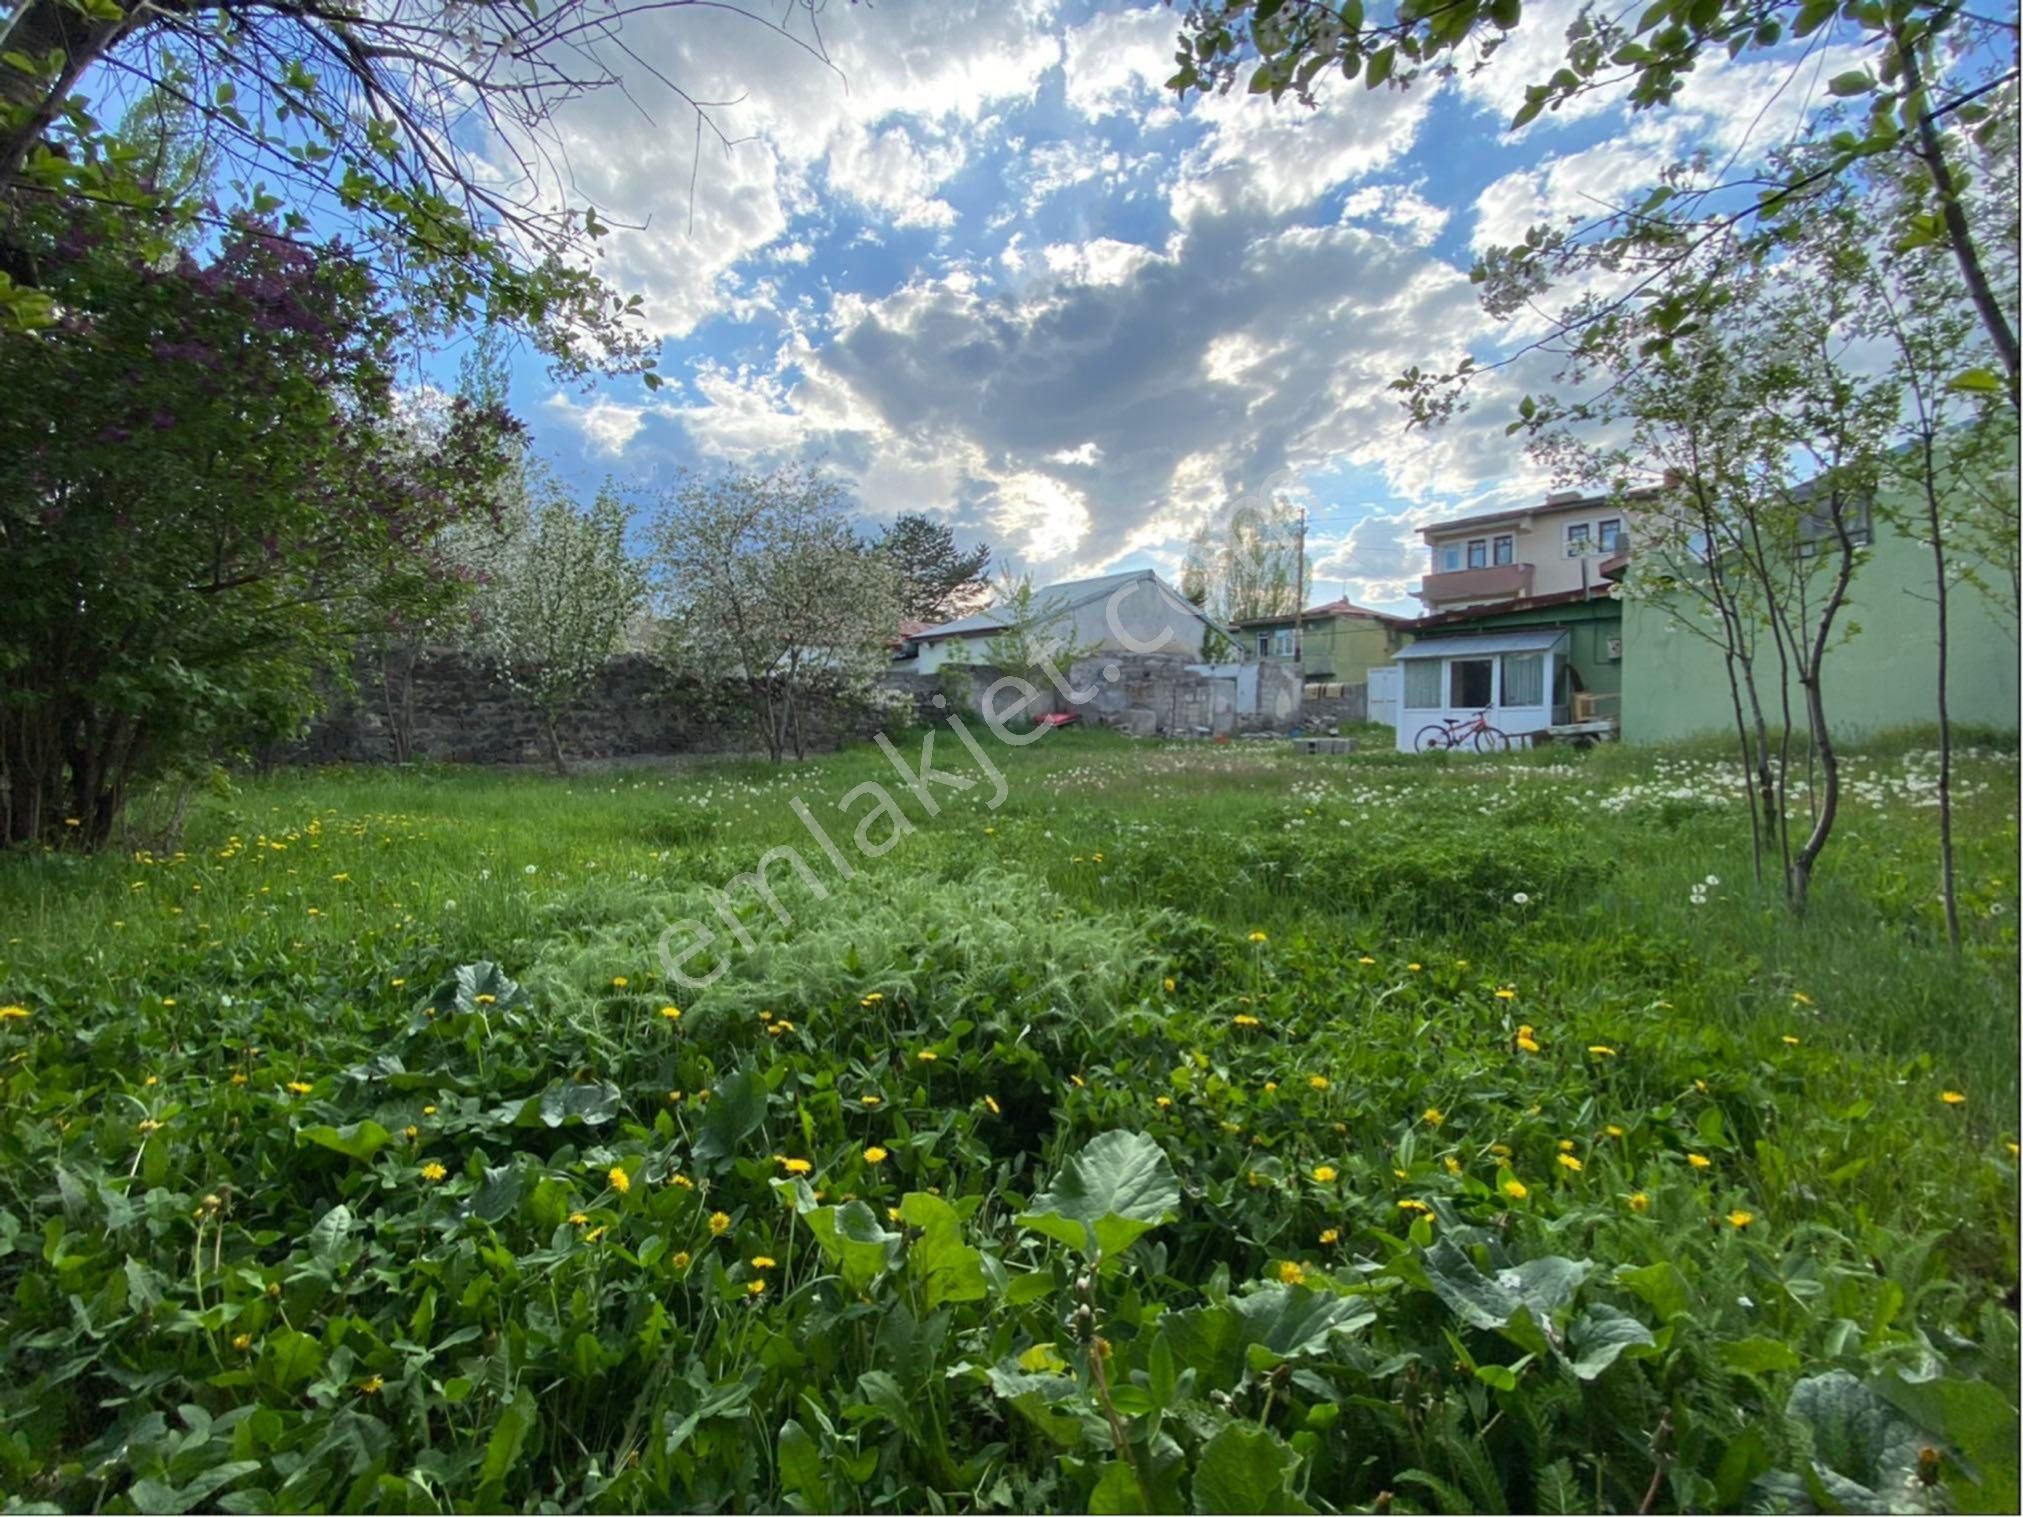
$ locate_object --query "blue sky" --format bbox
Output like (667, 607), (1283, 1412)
(473, 0), (1867, 610)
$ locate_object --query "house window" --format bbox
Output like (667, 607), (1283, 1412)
(1493, 534), (1515, 565)
(1466, 539), (1488, 569)
(1439, 543), (1462, 572)
(1797, 495), (1875, 553)
(1597, 518), (1622, 552)
(1501, 653), (1544, 707)
(1257, 632), (1271, 658)
(1272, 628), (1294, 657)
(1449, 658), (1493, 709)
(1565, 522), (1592, 556)
(1403, 661), (1442, 709)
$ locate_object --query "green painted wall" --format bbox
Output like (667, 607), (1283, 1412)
(1622, 484), (2020, 744)
(1245, 615), (1411, 684)
(1412, 598), (1624, 699)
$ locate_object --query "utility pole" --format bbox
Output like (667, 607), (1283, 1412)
(1292, 507), (1306, 671)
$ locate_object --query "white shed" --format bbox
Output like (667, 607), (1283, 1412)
(1392, 629), (1569, 752)
(904, 570), (1232, 673)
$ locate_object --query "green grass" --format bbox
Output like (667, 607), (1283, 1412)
(0, 728), (2015, 1512)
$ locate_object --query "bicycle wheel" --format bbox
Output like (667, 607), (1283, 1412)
(1414, 724), (1452, 754)
(1473, 725), (1509, 754)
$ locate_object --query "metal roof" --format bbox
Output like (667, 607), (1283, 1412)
(1394, 629), (1569, 660)
(912, 570), (1235, 641)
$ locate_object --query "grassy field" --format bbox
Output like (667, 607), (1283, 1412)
(0, 728), (2016, 1513)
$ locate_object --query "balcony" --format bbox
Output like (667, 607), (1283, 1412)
(1419, 562), (1533, 605)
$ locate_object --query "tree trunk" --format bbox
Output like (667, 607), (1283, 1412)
(542, 711), (569, 776)
(1899, 35), (2021, 411)
(1919, 429), (1962, 949)
(0, 1), (136, 196)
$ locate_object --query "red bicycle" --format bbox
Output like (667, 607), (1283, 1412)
(1414, 708), (1509, 754)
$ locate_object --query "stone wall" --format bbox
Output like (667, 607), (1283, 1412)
(877, 654), (1305, 739)
(1300, 682), (1369, 731)
(291, 650), (885, 767)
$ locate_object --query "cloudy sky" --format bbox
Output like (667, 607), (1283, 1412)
(484, 0), (1862, 611)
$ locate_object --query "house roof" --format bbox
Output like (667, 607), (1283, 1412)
(1409, 586), (1620, 631)
(1395, 629), (1569, 660)
(1236, 598), (1407, 628)
(911, 570), (1232, 641)
(1422, 487), (1657, 539)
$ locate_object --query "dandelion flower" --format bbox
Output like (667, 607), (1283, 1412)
(1443, 1155), (1462, 1175)
(1588, 1045), (1616, 1057)
(1605, 1124), (1625, 1138)
(1781, 1035), (1800, 1046)
(780, 1157), (813, 1175)
(1247, 931), (1269, 944)
(660, 1005), (682, 1021)
(611, 977), (629, 989)
(746, 1278), (767, 1296)
(864, 1146), (889, 1164)
(1163, 977), (1177, 993)
(1511, 892), (1530, 905)
(1232, 1013), (1261, 1027)
(1941, 1090), (1967, 1105)
(1277, 1260), (1305, 1285)
(1423, 1107), (1444, 1126)
(1407, 962), (1422, 972)
(861, 1094), (883, 1107)
(750, 1255), (777, 1269)
(984, 1095), (1001, 1116)
(473, 993), (496, 1006)
(1515, 1034), (1541, 1054)
(286, 1080), (313, 1095)
(1312, 1164), (1338, 1183)
(671, 1250), (691, 1268)
(0, 1004), (29, 1020)
(916, 1050), (937, 1063)
(1357, 956), (1376, 965)
(359, 1375), (383, 1395)
(421, 1161), (447, 1182)
(1494, 988), (1517, 1001)
(1502, 1178), (1528, 1200)
(1792, 991), (1812, 1005)
(1687, 1153), (1712, 1169)
(232, 1333), (253, 1352)
(1308, 1075), (1329, 1091)
(608, 1166), (631, 1195)
(1398, 1198), (1432, 1215)
(1628, 1192), (1650, 1213)
(708, 1211), (731, 1235)
(1556, 1153), (1583, 1173)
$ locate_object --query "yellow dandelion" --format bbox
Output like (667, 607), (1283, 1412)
(286, 1080), (312, 1095)
(708, 1211), (731, 1235)
(864, 1146), (889, 1164)
(1556, 1153), (1583, 1173)
(780, 1157), (813, 1175)
(1398, 1198), (1432, 1215)
(750, 1255), (777, 1269)
(1443, 1155), (1462, 1175)
(390, 978), (406, 988)
(1792, 991), (1813, 1006)
(1155, 1095), (1173, 1108)
(1309, 1075), (1329, 1091)
(419, 1162), (447, 1182)
(861, 992), (885, 1006)
(422, 1105), (437, 1116)
(861, 1094), (883, 1107)
(0, 1005), (29, 1020)
(1407, 962), (1422, 972)
(1357, 956), (1376, 965)
(660, 1005), (682, 1021)
(1516, 1034), (1541, 1053)
(1423, 1107), (1444, 1126)
(1232, 1013), (1261, 1027)
(611, 977), (629, 989)
(672, 1250), (692, 1268)
(746, 1278), (767, 1296)
(1628, 1191), (1650, 1213)
(1163, 977), (1177, 993)
(473, 993), (496, 1006)
(1263, 1081), (1278, 1092)
(1588, 1045), (1616, 1057)
(1727, 1209), (1754, 1229)
(984, 1094), (1001, 1116)
(230, 1072), (248, 1086)
(232, 1333), (253, 1352)
(916, 1050), (937, 1062)
(1941, 1090), (1967, 1105)
(1312, 1165), (1338, 1183)
(670, 1173), (694, 1189)
(403, 1125), (419, 1141)
(1494, 988), (1517, 1000)
(1502, 1178), (1528, 1200)
(1781, 1035), (1800, 1046)
(608, 1166), (630, 1195)
(1247, 931), (1269, 943)
(1277, 1260), (1305, 1285)
(1687, 1153), (1712, 1169)
(359, 1375), (383, 1395)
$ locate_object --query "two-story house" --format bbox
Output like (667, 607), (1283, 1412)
(1416, 490), (1635, 613)
(1233, 598), (1413, 686)
(1384, 490), (1643, 751)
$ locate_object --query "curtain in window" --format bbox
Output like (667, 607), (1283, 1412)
(1403, 661), (1441, 709)
(1501, 653), (1544, 707)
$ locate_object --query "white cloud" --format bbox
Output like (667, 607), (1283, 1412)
(1062, 5), (1180, 118)
(543, 391), (670, 456)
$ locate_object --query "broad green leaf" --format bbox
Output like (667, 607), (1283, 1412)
(1230, 1282), (1378, 1369)
(692, 1065), (769, 1171)
(1090, 1459), (1148, 1514)
(1948, 367), (2004, 393)
(777, 1419), (831, 1512)
(1565, 1304), (1656, 1380)
(1192, 1423), (1312, 1514)
(298, 1120), (393, 1161)
(1018, 1130), (1180, 1261)
(1422, 1238), (1524, 1328)
(1718, 1337), (1802, 1375)
(1875, 1373), (2020, 1512)
(1786, 1370), (1926, 1488)
(803, 1200), (900, 1296)
(478, 1388), (536, 1506)
(261, 1328), (323, 1391)
(900, 1192), (986, 1309)
(536, 1078), (621, 1128)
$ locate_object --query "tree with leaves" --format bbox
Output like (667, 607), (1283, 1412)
(0, 196), (518, 848)
(1173, 1), (2019, 408)
(0, 1), (835, 371)
(980, 572), (1103, 694)
(470, 479), (645, 776)
(649, 465), (902, 763)
(876, 513), (993, 624)
(1180, 501), (1308, 624)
